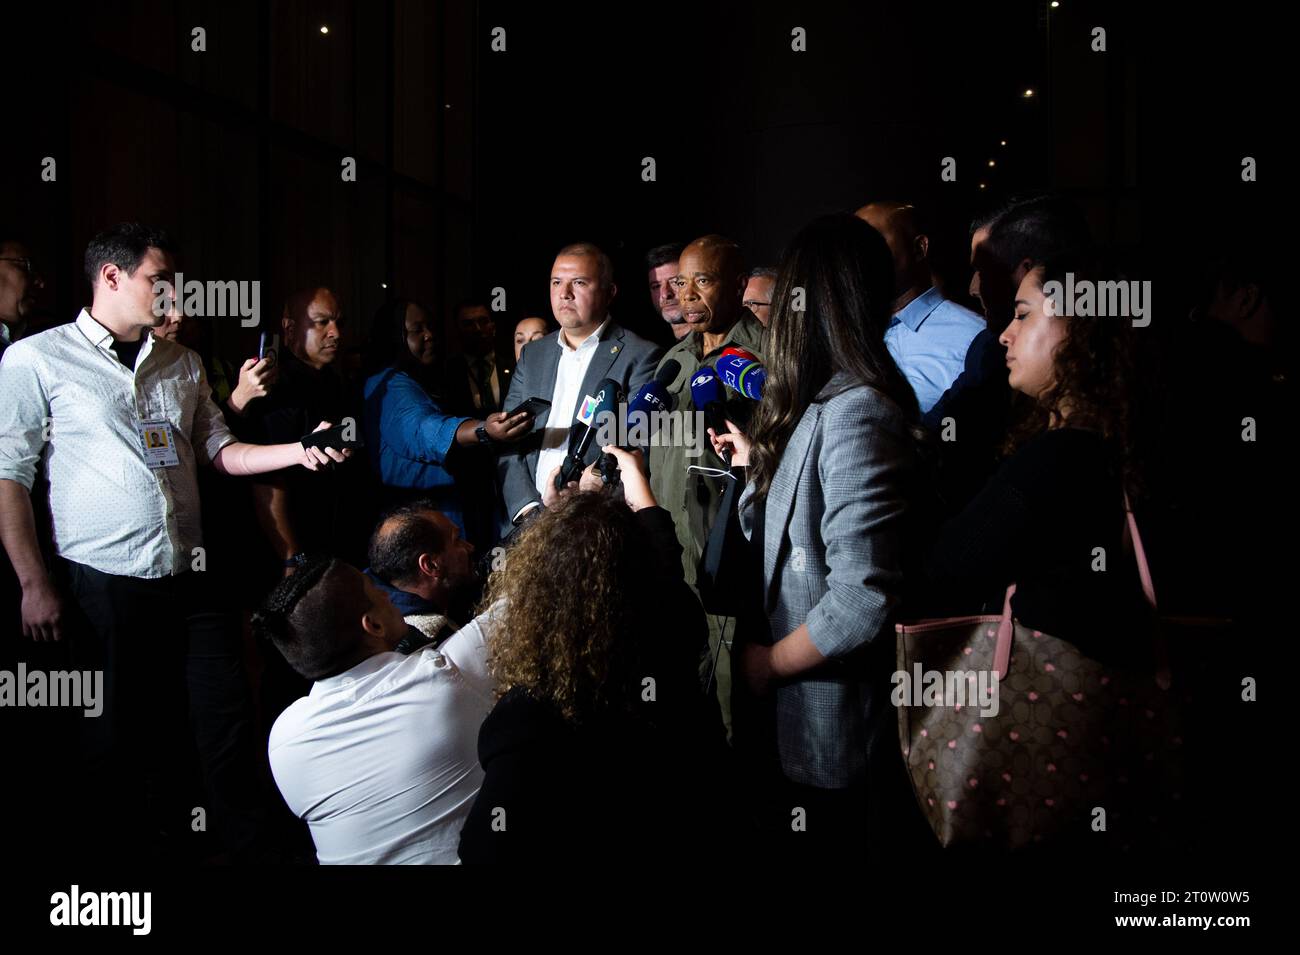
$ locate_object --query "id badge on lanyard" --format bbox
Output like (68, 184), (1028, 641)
(138, 419), (181, 469)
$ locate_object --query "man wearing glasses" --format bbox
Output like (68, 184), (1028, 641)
(0, 239), (44, 361)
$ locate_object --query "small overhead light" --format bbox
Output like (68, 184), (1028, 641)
(978, 183), (988, 190)
(444, 103), (452, 109)
(988, 159), (996, 168)
(381, 282), (388, 289)
(1000, 139), (1007, 146)
(1050, 2), (1060, 8)
(1023, 88), (1036, 98)
(319, 25), (330, 35)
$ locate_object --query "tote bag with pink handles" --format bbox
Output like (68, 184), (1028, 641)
(894, 503), (1229, 850)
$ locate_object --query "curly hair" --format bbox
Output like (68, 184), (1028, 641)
(1005, 251), (1151, 500)
(479, 492), (654, 724)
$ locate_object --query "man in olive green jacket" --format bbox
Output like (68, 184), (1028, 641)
(648, 235), (765, 739)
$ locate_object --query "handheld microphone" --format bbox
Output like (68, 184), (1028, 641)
(625, 359), (680, 450)
(557, 378), (621, 489)
(720, 346), (760, 363)
(690, 365), (732, 467)
(715, 352), (766, 400)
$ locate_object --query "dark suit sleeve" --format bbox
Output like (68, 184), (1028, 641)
(626, 339), (663, 396)
(497, 340), (543, 521)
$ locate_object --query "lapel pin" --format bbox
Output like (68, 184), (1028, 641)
(611, 345), (620, 354)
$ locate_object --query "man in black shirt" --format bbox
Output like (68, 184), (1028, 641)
(250, 287), (371, 573)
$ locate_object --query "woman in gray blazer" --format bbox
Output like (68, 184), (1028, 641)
(712, 214), (927, 851)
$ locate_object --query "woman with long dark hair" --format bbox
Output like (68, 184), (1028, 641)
(362, 299), (533, 532)
(711, 213), (926, 852)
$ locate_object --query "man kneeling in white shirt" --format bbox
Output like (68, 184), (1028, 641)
(255, 555), (495, 864)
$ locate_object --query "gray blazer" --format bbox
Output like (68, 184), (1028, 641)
(739, 372), (912, 788)
(498, 320), (662, 519)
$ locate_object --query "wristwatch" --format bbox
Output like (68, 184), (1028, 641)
(475, 422), (493, 445)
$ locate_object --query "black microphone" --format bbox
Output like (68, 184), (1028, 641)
(556, 378), (621, 489)
(624, 359), (680, 451)
(690, 365), (731, 467)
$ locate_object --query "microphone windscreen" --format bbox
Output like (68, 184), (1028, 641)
(628, 378), (673, 418)
(654, 358), (681, 387)
(568, 378), (621, 455)
(575, 378), (621, 429)
(689, 366), (725, 410)
(715, 353), (766, 400)
(720, 346), (759, 363)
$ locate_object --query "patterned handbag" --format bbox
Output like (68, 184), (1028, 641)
(894, 505), (1227, 850)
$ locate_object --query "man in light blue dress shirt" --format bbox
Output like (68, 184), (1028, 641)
(857, 201), (985, 413)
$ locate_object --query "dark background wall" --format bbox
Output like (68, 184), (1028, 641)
(3, 0), (1281, 357)
(471, 0), (1280, 342)
(6, 0), (475, 362)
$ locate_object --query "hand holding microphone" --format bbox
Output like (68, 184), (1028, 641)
(600, 446), (656, 510)
(707, 419), (752, 467)
(543, 465), (579, 507)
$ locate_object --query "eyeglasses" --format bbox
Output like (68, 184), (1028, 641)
(0, 256), (38, 277)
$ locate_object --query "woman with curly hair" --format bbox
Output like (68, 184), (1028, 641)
(921, 249), (1153, 660)
(456, 448), (729, 864)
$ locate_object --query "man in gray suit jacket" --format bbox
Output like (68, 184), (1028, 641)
(498, 243), (662, 524)
(737, 372), (913, 791)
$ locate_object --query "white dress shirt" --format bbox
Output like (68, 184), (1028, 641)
(268, 618), (496, 865)
(533, 317), (610, 499)
(0, 309), (235, 578)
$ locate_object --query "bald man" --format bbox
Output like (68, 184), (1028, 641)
(855, 201), (984, 413)
(365, 501), (481, 651)
(648, 234), (764, 739)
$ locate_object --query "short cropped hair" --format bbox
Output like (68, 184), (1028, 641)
(84, 222), (176, 287)
(974, 194), (1093, 270)
(556, 242), (615, 288)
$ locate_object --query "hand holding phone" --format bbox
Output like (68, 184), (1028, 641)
(506, 396), (551, 420)
(300, 422), (365, 452)
(483, 410), (535, 443)
(258, 331), (280, 364)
